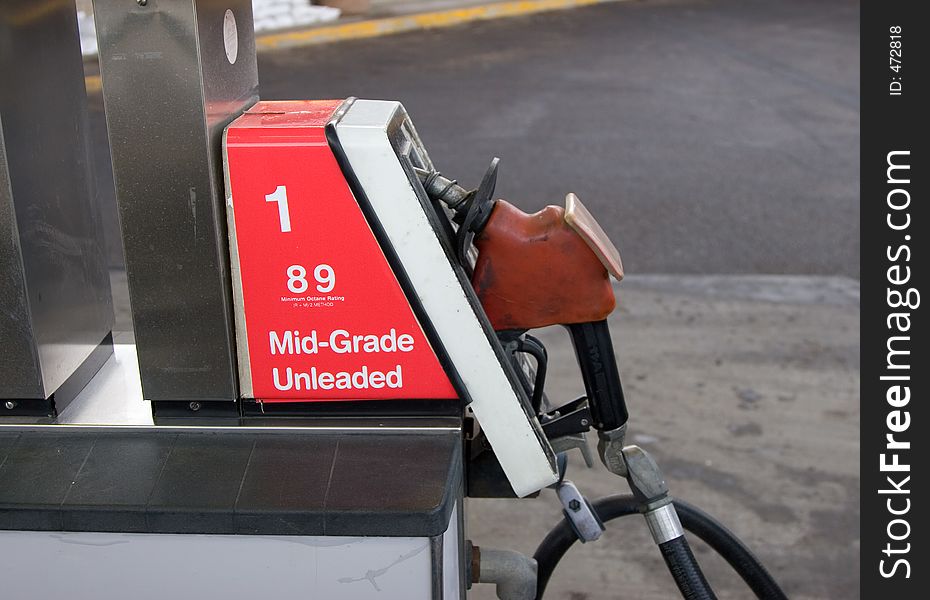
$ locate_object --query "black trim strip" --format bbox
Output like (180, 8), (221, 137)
(241, 398), (461, 419)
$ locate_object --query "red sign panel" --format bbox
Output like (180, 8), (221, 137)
(224, 100), (456, 402)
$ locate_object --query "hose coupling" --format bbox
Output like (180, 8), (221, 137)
(597, 425), (627, 477)
(643, 502), (685, 544)
(621, 444), (670, 505)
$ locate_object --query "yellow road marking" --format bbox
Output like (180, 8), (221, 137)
(256, 0), (615, 50)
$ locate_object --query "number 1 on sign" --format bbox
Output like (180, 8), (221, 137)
(266, 185), (291, 232)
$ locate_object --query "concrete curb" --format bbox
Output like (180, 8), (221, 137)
(85, 0), (627, 93)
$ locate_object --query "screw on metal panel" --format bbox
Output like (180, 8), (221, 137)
(568, 499), (581, 512)
(189, 401), (202, 412)
(4, 401), (16, 410)
(137, 0), (148, 6)
(580, 418), (589, 427)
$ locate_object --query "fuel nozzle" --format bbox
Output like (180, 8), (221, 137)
(419, 163), (629, 436)
(418, 161), (629, 440)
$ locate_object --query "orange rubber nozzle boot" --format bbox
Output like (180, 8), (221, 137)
(471, 197), (618, 331)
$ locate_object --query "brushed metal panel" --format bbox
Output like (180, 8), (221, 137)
(0, 1), (114, 399)
(94, 0), (259, 402)
(0, 114), (43, 398)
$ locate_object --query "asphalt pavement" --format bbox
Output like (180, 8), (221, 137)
(467, 275), (859, 600)
(89, 0), (859, 277)
(255, 0), (860, 277)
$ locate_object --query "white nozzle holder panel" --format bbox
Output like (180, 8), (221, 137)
(334, 100), (558, 497)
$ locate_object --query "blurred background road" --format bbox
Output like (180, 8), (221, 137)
(87, 0), (860, 597)
(91, 0), (860, 277)
(261, 0), (860, 277)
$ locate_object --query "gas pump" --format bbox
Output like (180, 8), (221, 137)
(221, 98), (789, 599)
(0, 2), (788, 599)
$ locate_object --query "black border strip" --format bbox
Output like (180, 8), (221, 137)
(862, 4), (926, 596)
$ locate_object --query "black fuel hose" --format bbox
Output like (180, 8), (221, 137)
(533, 495), (788, 600)
(534, 495), (638, 599)
(659, 536), (717, 600)
(674, 499), (788, 600)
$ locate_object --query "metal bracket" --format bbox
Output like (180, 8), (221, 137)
(540, 396), (590, 438)
(554, 479), (604, 543)
(542, 396), (595, 467)
(550, 433), (595, 468)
